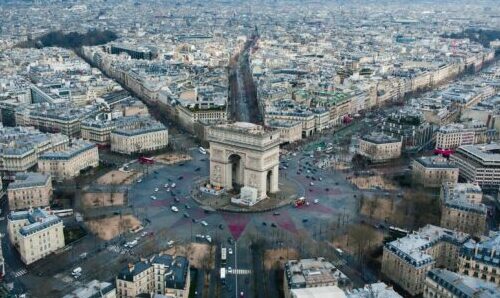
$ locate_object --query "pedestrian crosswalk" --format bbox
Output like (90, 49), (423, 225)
(230, 269), (252, 275)
(13, 268), (27, 277)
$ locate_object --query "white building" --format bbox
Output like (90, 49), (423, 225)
(7, 208), (65, 265)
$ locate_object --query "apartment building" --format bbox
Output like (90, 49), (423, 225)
(283, 257), (351, 298)
(458, 232), (500, 285)
(116, 254), (190, 298)
(0, 126), (69, 172)
(8, 172), (52, 211)
(440, 182), (487, 237)
(357, 132), (402, 162)
(38, 139), (99, 181)
(435, 122), (488, 150)
(412, 156), (459, 187)
(424, 269), (499, 298)
(110, 117), (168, 155)
(380, 110), (434, 151)
(381, 225), (470, 296)
(266, 120), (302, 144)
(7, 208), (65, 265)
(450, 143), (500, 189)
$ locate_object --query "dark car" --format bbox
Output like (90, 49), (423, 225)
(219, 224), (224, 230)
(262, 222), (267, 226)
(183, 213), (190, 218)
(185, 204), (191, 209)
(195, 167), (201, 172)
(271, 223), (277, 228)
(273, 212), (280, 216)
(302, 219), (309, 223)
(325, 188), (330, 191)
(178, 176), (184, 180)
(174, 197), (180, 202)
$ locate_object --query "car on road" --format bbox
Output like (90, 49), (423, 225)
(228, 248), (233, 254)
(201, 220), (208, 226)
(310, 182), (314, 186)
(262, 222), (267, 226)
(313, 199), (319, 204)
(206, 235), (212, 243)
(150, 196), (157, 200)
(164, 183), (169, 188)
(137, 179), (142, 183)
(227, 267), (233, 274)
(302, 218), (309, 223)
(273, 212), (280, 216)
(271, 223), (277, 228)
(195, 167), (201, 172)
(185, 204), (191, 209)
(183, 212), (190, 218)
(171, 183), (176, 188)
(174, 197), (180, 202)
(154, 188), (159, 192)
(227, 237), (234, 245)
(178, 176), (183, 180)
(171, 206), (179, 212)
(219, 224), (224, 230)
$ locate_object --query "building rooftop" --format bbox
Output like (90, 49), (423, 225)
(461, 231), (500, 267)
(345, 282), (402, 298)
(427, 269), (499, 298)
(415, 155), (458, 169)
(39, 139), (96, 161)
(385, 225), (470, 268)
(285, 257), (350, 289)
(8, 172), (50, 189)
(62, 280), (115, 298)
(8, 208), (62, 237)
(361, 132), (400, 144)
(455, 143), (500, 164)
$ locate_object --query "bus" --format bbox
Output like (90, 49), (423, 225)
(138, 156), (155, 164)
(220, 268), (226, 283)
(221, 247), (227, 265)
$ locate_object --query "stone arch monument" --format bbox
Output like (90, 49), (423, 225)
(208, 122), (280, 200)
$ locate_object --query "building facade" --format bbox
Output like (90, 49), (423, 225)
(110, 117), (168, 155)
(458, 232), (500, 285)
(381, 225), (470, 296)
(7, 208), (65, 265)
(116, 254), (190, 298)
(357, 132), (402, 162)
(440, 182), (487, 237)
(435, 122), (488, 150)
(38, 139), (99, 181)
(412, 156), (459, 187)
(450, 143), (500, 189)
(7, 172), (52, 211)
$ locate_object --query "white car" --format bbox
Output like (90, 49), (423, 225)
(171, 206), (179, 212)
(166, 188), (170, 192)
(227, 267), (233, 274)
(154, 188), (159, 192)
(164, 183), (169, 188)
(201, 221), (208, 226)
(150, 196), (157, 200)
(171, 183), (176, 188)
(205, 235), (212, 243)
(313, 199), (319, 204)
(137, 179), (142, 183)
(310, 182), (314, 186)
(228, 248), (233, 255)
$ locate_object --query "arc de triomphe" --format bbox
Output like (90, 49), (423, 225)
(207, 122), (280, 200)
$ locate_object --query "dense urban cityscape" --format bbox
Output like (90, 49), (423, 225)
(0, 0), (499, 297)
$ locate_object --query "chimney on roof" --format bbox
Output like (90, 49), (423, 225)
(128, 263), (134, 272)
